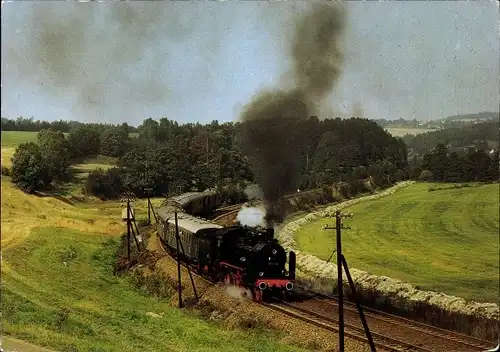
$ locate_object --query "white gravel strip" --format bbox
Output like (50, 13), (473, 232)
(276, 181), (499, 321)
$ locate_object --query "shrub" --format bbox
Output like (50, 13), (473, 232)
(129, 269), (177, 299)
(418, 169), (434, 181)
(85, 167), (123, 200)
(1, 166), (11, 176)
(67, 125), (101, 158)
(100, 127), (129, 157)
(11, 142), (49, 193)
(218, 184), (248, 205)
(36, 128), (71, 181)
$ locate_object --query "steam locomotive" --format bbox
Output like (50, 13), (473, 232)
(156, 190), (296, 301)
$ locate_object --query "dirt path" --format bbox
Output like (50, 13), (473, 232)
(1, 336), (57, 352)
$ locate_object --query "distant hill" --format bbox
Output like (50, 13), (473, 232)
(444, 111), (499, 122)
(403, 120), (499, 155)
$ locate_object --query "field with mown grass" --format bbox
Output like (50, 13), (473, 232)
(0, 178), (308, 352)
(1, 131), (118, 194)
(294, 182), (499, 303)
(0, 130), (136, 169)
(385, 127), (437, 137)
(1, 131), (39, 168)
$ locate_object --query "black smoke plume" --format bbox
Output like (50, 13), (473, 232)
(1, 2), (223, 122)
(239, 2), (346, 226)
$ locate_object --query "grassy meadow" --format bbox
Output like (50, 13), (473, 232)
(1, 131), (39, 168)
(1, 130), (40, 147)
(1, 131), (118, 194)
(1, 178), (308, 352)
(1, 130), (136, 169)
(294, 182), (499, 303)
(385, 127), (437, 137)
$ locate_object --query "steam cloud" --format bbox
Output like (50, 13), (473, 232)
(225, 285), (253, 300)
(239, 3), (346, 226)
(236, 206), (266, 228)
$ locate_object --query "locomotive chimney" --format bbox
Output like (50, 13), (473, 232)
(266, 228), (274, 241)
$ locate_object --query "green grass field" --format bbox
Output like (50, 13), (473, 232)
(1, 131), (118, 190)
(1, 179), (307, 352)
(1, 131), (39, 168)
(1, 131), (39, 147)
(385, 127), (437, 137)
(1, 130), (138, 148)
(294, 182), (499, 303)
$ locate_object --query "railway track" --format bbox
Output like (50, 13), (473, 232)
(209, 188), (322, 223)
(263, 299), (432, 352)
(299, 290), (495, 351)
(287, 292), (493, 351)
(209, 204), (243, 223)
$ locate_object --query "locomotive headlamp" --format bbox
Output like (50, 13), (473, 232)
(259, 272), (264, 276)
(240, 257), (246, 262)
(272, 249), (277, 255)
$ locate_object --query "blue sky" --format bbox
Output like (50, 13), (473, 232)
(1, 1), (498, 126)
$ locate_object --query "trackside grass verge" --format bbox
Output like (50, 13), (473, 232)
(0, 179), (308, 352)
(2, 229), (309, 352)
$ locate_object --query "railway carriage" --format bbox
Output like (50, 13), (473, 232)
(170, 190), (221, 217)
(156, 206), (223, 268)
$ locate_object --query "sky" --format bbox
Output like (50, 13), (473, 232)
(1, 1), (498, 126)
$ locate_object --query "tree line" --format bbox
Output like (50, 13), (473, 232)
(412, 144), (498, 183)
(403, 121), (498, 156)
(1, 116), (138, 134)
(4, 115), (414, 200)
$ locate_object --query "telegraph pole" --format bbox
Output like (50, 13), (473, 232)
(127, 198), (131, 260)
(324, 210), (376, 352)
(335, 210), (345, 349)
(122, 191), (137, 261)
(144, 187), (154, 225)
(324, 210), (351, 350)
(175, 211), (182, 308)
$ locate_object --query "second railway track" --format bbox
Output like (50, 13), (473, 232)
(288, 292), (493, 351)
(301, 290), (495, 351)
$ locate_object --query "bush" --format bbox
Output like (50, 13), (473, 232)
(11, 142), (49, 193)
(1, 166), (11, 176)
(100, 127), (129, 157)
(37, 129), (71, 181)
(418, 169), (434, 181)
(67, 125), (101, 158)
(85, 168), (123, 199)
(218, 184), (248, 205)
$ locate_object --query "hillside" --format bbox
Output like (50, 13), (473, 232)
(292, 182), (499, 303)
(444, 111), (499, 122)
(403, 121), (499, 155)
(0, 179), (306, 352)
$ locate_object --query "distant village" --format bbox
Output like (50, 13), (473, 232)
(375, 111), (499, 131)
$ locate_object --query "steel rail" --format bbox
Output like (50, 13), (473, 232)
(262, 300), (431, 352)
(300, 289), (495, 350)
